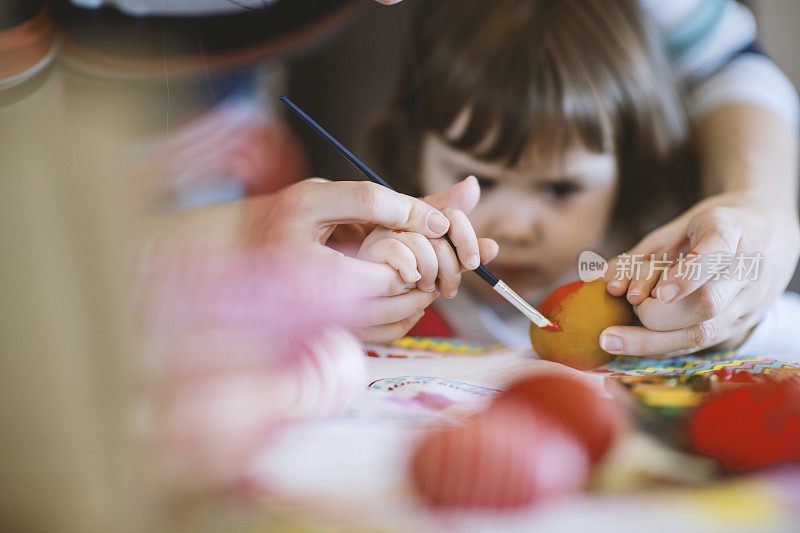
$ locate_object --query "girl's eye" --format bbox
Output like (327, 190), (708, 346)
(471, 175), (497, 191)
(541, 181), (581, 199)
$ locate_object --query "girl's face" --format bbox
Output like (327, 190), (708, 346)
(420, 132), (619, 305)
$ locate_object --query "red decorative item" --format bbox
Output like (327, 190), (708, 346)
(496, 374), (628, 464)
(410, 400), (588, 509)
(711, 367), (760, 384)
(689, 377), (800, 470)
(407, 306), (454, 337)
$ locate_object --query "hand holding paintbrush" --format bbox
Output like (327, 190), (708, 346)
(280, 95), (556, 330)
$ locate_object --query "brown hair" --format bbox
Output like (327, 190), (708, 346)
(366, 0), (697, 232)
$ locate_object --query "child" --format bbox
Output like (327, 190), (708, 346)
(357, 0), (800, 357)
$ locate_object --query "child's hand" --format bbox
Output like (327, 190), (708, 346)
(602, 193), (800, 356)
(358, 215), (493, 296)
(355, 177), (498, 342)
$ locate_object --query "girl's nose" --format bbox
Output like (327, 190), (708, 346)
(486, 202), (541, 247)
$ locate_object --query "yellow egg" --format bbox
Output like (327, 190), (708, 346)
(530, 280), (635, 370)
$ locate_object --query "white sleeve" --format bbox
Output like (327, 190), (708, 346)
(735, 292), (800, 362)
(640, 0), (799, 131)
(687, 53), (800, 132)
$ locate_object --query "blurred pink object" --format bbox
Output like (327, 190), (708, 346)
(410, 399), (589, 509)
(135, 244), (370, 364)
(134, 244), (375, 491)
(135, 100), (309, 207)
(159, 328), (366, 490)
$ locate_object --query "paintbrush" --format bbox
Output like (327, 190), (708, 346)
(280, 95), (557, 329)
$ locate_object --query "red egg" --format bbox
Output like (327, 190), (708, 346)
(689, 377), (800, 470)
(496, 374), (628, 464)
(410, 400), (589, 509)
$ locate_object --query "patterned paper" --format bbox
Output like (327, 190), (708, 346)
(359, 377), (500, 425)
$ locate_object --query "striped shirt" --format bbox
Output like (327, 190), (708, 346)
(641, 0), (799, 128)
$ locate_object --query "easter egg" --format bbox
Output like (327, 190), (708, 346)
(497, 374), (628, 464)
(410, 400), (589, 509)
(530, 280), (635, 370)
(688, 377), (800, 470)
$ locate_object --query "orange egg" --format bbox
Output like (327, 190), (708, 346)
(530, 280), (635, 370)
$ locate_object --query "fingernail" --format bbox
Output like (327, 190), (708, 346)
(467, 254), (480, 270)
(608, 281), (622, 292)
(628, 289), (642, 299)
(426, 211), (449, 234)
(445, 290), (458, 299)
(409, 271), (422, 282)
(657, 284), (679, 303)
(600, 334), (623, 353)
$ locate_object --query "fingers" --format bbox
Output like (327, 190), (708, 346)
(605, 220), (685, 297)
(606, 251), (671, 302)
(292, 181), (450, 238)
(428, 236), (499, 298)
(634, 279), (746, 332)
(357, 310), (425, 344)
(332, 254), (416, 297)
(430, 237), (462, 299)
(478, 238), (499, 264)
(442, 207), (481, 270)
(625, 256), (667, 306)
(423, 175), (481, 214)
(391, 231), (440, 292)
(358, 237), (421, 285)
(653, 207), (742, 304)
(599, 291), (747, 357)
(356, 289), (438, 328)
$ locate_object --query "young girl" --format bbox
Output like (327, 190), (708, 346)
(356, 0), (800, 357)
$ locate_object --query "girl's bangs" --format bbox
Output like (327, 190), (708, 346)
(410, 2), (624, 168)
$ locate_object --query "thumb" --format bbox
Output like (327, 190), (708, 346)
(422, 175), (481, 214)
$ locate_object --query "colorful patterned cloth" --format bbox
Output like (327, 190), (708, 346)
(597, 352), (800, 377)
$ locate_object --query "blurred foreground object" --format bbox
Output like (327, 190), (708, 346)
(410, 399), (589, 509)
(689, 375), (800, 471)
(0, 34), (154, 530)
(409, 372), (630, 509)
(497, 374), (630, 464)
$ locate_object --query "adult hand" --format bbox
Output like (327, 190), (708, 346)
(601, 192), (800, 356)
(240, 179), (463, 342)
(244, 179), (451, 250)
